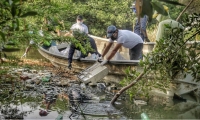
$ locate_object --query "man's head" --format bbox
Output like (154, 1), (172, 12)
(77, 15), (83, 20)
(107, 25), (118, 40)
(130, 2), (136, 14)
(76, 15), (83, 25)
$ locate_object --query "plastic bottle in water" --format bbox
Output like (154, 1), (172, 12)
(55, 114), (63, 120)
(80, 83), (86, 91)
(141, 112), (149, 120)
(42, 74), (51, 82)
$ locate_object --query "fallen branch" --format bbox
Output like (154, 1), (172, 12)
(110, 65), (151, 105)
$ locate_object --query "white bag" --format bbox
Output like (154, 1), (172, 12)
(49, 46), (61, 54)
(60, 47), (70, 56)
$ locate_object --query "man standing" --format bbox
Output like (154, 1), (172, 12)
(100, 25), (143, 65)
(131, 2), (150, 42)
(134, 15), (150, 42)
(66, 15), (101, 69)
(70, 15), (89, 34)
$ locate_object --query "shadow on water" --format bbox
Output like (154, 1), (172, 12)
(1, 47), (200, 119)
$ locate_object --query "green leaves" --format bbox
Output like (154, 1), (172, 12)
(20, 11), (37, 17)
(135, 0), (185, 22)
(2, 46), (20, 52)
(158, 0), (185, 6)
(141, 0), (153, 21)
(11, 5), (17, 17)
(151, 1), (168, 16)
(0, 31), (6, 42)
(121, 12), (200, 99)
(12, 19), (20, 31)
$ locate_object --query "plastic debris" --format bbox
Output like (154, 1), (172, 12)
(141, 112), (149, 120)
(55, 114), (63, 120)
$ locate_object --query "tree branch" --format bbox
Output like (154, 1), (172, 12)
(110, 65), (151, 105)
(176, 0), (194, 22)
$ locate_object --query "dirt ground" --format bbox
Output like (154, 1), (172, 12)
(1, 58), (78, 81)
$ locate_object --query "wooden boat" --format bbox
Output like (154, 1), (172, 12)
(38, 34), (155, 74)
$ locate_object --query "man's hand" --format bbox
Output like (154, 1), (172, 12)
(100, 60), (108, 66)
(144, 37), (150, 42)
(97, 56), (103, 62)
(21, 53), (27, 58)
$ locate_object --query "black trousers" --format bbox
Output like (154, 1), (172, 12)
(68, 36), (101, 64)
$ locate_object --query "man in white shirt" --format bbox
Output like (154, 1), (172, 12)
(70, 15), (89, 34)
(67, 15), (101, 69)
(100, 25), (143, 65)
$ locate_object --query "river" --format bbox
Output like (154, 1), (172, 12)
(0, 47), (200, 119)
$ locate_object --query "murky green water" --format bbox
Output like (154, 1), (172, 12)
(6, 46), (46, 60)
(1, 48), (200, 119)
(1, 90), (200, 120)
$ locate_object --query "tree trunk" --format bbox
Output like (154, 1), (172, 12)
(135, 0), (143, 25)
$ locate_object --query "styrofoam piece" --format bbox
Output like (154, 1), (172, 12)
(175, 83), (199, 95)
(78, 62), (108, 84)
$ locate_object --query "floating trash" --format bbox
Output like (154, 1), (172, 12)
(133, 99), (147, 106)
(39, 110), (48, 116)
(56, 114), (63, 120)
(78, 102), (121, 116)
(141, 112), (149, 120)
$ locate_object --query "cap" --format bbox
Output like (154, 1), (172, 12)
(77, 15), (83, 20)
(130, 3), (136, 9)
(107, 25), (117, 38)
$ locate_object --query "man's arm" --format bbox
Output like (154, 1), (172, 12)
(106, 43), (122, 61)
(64, 31), (73, 37)
(55, 28), (60, 36)
(101, 42), (113, 58)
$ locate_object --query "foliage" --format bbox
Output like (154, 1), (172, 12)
(0, 0), (38, 42)
(56, 31), (94, 55)
(0, 0), (187, 49)
(0, 0), (96, 60)
(13, 0), (149, 36)
(119, 13), (200, 100)
(134, 0), (184, 22)
(179, 0), (200, 14)
(119, 67), (152, 99)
